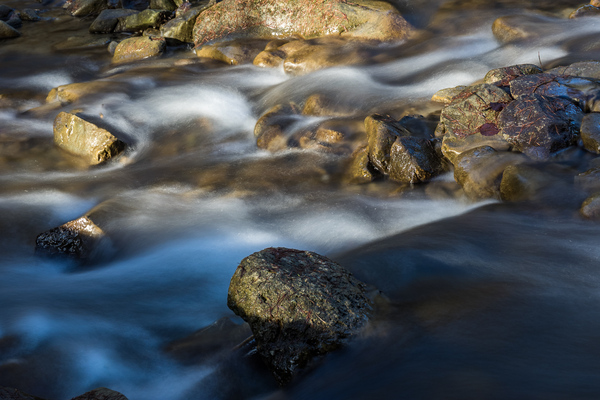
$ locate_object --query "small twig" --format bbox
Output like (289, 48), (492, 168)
(231, 334), (255, 351)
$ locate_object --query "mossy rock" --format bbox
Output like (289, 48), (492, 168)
(112, 36), (166, 63)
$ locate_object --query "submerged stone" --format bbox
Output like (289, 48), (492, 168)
(228, 247), (371, 384)
(192, 0), (413, 48)
(491, 14), (561, 43)
(47, 81), (122, 104)
(581, 192), (600, 219)
(90, 9), (139, 33)
(498, 94), (583, 160)
(196, 41), (265, 65)
(53, 112), (126, 165)
(35, 216), (106, 260)
(254, 103), (301, 151)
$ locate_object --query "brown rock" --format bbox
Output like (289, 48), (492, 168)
(580, 113), (600, 154)
(581, 192), (600, 219)
(112, 36), (166, 64)
(46, 81), (122, 104)
(387, 136), (442, 184)
(196, 41), (265, 65)
(35, 216), (106, 259)
(569, 5), (600, 18)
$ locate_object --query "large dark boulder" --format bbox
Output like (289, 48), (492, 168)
(70, 387), (128, 400)
(498, 94), (583, 160)
(192, 0), (413, 47)
(227, 247), (371, 384)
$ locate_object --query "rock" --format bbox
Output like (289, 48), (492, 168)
(387, 136), (442, 184)
(431, 85), (466, 104)
(483, 64), (543, 86)
(35, 216), (106, 260)
(576, 167), (600, 193)
(302, 93), (355, 117)
(254, 103), (301, 151)
(109, 0), (150, 9)
(509, 73), (600, 108)
(53, 112), (126, 164)
(498, 94), (583, 160)
(0, 5), (13, 20)
(65, 0), (108, 17)
(19, 9), (42, 22)
(491, 14), (561, 43)
(227, 247), (371, 384)
(192, 0), (413, 48)
(546, 61), (600, 80)
(569, 5), (600, 18)
(160, 4), (206, 43)
(581, 192), (600, 219)
(53, 36), (112, 51)
(364, 113), (410, 173)
(593, 0), (600, 6)
(580, 113), (600, 154)
(440, 131), (510, 165)
(453, 146), (526, 200)
(500, 164), (555, 202)
(46, 81), (123, 104)
(70, 387), (128, 400)
(345, 145), (379, 184)
(196, 41), (265, 65)
(150, 0), (177, 10)
(253, 49), (286, 68)
(90, 9), (139, 33)
(112, 36), (166, 63)
(0, 20), (19, 38)
(117, 9), (170, 32)
(5, 13), (21, 29)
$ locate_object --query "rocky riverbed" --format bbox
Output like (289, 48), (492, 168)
(2, 0), (600, 399)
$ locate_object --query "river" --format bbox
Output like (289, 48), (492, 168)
(1, 0), (600, 399)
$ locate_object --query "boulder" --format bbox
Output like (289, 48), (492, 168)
(117, 9), (170, 32)
(509, 73), (600, 108)
(387, 136), (443, 184)
(364, 113), (410, 173)
(453, 146), (526, 200)
(53, 112), (126, 165)
(431, 86), (467, 104)
(0, 20), (19, 38)
(483, 64), (543, 86)
(581, 192), (600, 219)
(498, 94), (583, 160)
(580, 113), (600, 154)
(64, 0), (108, 17)
(546, 61), (600, 80)
(35, 216), (106, 260)
(500, 164), (557, 202)
(0, 386), (45, 400)
(192, 0), (413, 48)
(227, 247), (371, 384)
(160, 4), (207, 43)
(150, 0), (177, 10)
(569, 5), (600, 18)
(90, 9), (139, 33)
(112, 36), (166, 63)
(70, 387), (128, 400)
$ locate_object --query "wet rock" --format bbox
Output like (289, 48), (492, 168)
(345, 145), (379, 184)
(90, 9), (139, 33)
(581, 192), (600, 219)
(112, 36), (166, 63)
(302, 93), (355, 117)
(53, 35), (112, 51)
(365, 113), (410, 173)
(227, 247), (371, 384)
(491, 14), (561, 43)
(46, 80), (123, 104)
(576, 167), (600, 193)
(150, 0), (177, 10)
(546, 61), (600, 81)
(70, 387), (128, 400)
(19, 9), (41, 22)
(253, 49), (286, 68)
(254, 103), (301, 151)
(498, 94), (583, 160)
(53, 112), (126, 164)
(65, 0), (108, 17)
(431, 85), (466, 104)
(0, 386), (45, 400)
(0, 5), (13, 20)
(500, 164), (558, 202)
(117, 9), (170, 32)
(196, 41), (265, 65)
(192, 0), (413, 48)
(453, 146), (526, 200)
(160, 4), (206, 43)
(509, 73), (600, 108)
(483, 64), (543, 86)
(35, 216), (106, 260)
(387, 136), (443, 184)
(166, 317), (252, 363)
(593, 0), (600, 6)
(569, 5), (600, 18)
(0, 20), (19, 38)
(580, 113), (600, 154)
(120, 0), (151, 10)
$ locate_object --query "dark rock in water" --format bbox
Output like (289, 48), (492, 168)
(227, 247), (371, 384)
(150, 0), (177, 10)
(64, 0), (109, 17)
(581, 192), (600, 219)
(192, 0), (413, 47)
(0, 386), (45, 400)
(576, 167), (600, 193)
(35, 216), (105, 260)
(546, 61), (600, 80)
(509, 73), (600, 108)
(19, 9), (42, 22)
(109, 0), (150, 9)
(483, 64), (543, 86)
(0, 5), (13, 21)
(69, 387), (128, 400)
(53, 112), (126, 165)
(387, 136), (443, 184)
(500, 164), (557, 202)
(569, 5), (600, 18)
(112, 36), (166, 63)
(580, 113), (600, 154)
(89, 9), (139, 33)
(254, 103), (301, 151)
(365, 113), (410, 173)
(0, 20), (20, 39)
(453, 146), (526, 200)
(498, 94), (583, 160)
(5, 13), (21, 29)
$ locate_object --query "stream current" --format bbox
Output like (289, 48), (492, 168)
(1, 0), (600, 399)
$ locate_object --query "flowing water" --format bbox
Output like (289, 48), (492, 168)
(1, 0), (600, 399)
